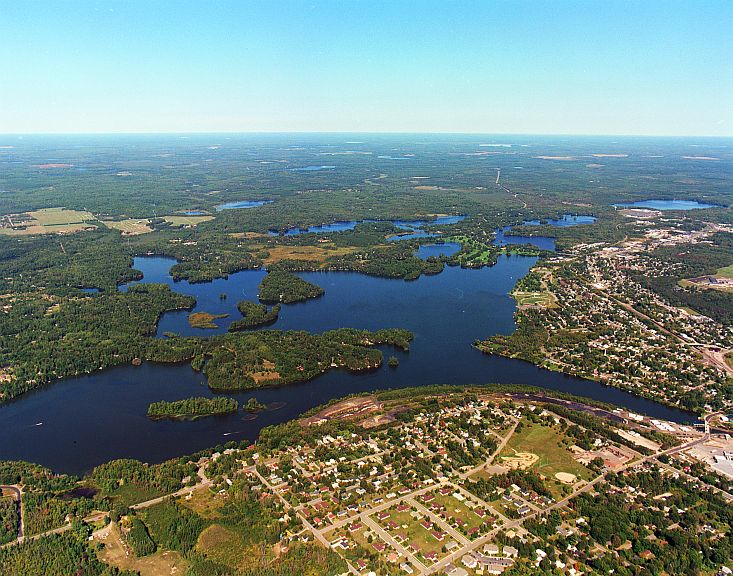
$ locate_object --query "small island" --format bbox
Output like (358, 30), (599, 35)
(388, 355), (399, 368)
(147, 396), (239, 420)
(188, 311), (229, 329)
(229, 300), (281, 331)
(259, 271), (324, 304)
(244, 397), (267, 412)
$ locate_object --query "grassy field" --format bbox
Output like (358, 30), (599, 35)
(499, 422), (591, 483)
(1, 207), (97, 235)
(30, 207), (95, 225)
(259, 243), (357, 265)
(513, 291), (555, 307)
(163, 215), (215, 227)
(716, 264), (733, 278)
(96, 523), (188, 576)
(726, 352), (733, 370)
(104, 218), (153, 235)
(196, 524), (263, 572)
(178, 489), (225, 520)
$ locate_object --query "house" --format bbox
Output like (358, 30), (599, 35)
(461, 554), (478, 569)
(444, 566), (469, 576)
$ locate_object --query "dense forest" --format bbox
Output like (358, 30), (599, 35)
(147, 396), (239, 419)
(0, 532), (136, 576)
(229, 300), (280, 330)
(258, 270), (324, 304)
(201, 328), (413, 391)
(0, 495), (19, 545)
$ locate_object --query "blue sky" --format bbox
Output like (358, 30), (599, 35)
(1, 1), (731, 135)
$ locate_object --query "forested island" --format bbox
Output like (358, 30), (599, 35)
(228, 300), (280, 331)
(258, 270), (324, 304)
(187, 311), (228, 329)
(147, 397), (238, 420)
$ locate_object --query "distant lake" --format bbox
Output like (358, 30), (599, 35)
(493, 214), (596, 251)
(613, 200), (720, 211)
(269, 215), (466, 237)
(0, 249), (693, 474)
(289, 165), (336, 171)
(215, 200), (273, 211)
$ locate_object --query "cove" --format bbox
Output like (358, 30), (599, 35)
(612, 200), (720, 211)
(493, 214), (597, 251)
(0, 252), (693, 475)
(215, 199), (273, 211)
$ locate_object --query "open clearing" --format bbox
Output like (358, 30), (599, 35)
(195, 524), (262, 572)
(30, 207), (95, 225)
(513, 291), (554, 307)
(96, 522), (188, 576)
(104, 218), (153, 235)
(179, 488), (225, 519)
(499, 422), (591, 483)
(163, 215), (215, 227)
(0, 207), (97, 235)
(259, 243), (357, 265)
(716, 264), (733, 278)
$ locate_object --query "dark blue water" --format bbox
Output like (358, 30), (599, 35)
(416, 243), (461, 259)
(523, 215), (597, 227)
(215, 200), (273, 211)
(269, 215), (466, 238)
(612, 200), (719, 210)
(493, 227), (556, 251)
(0, 252), (692, 475)
(493, 214), (596, 250)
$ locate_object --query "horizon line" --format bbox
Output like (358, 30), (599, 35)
(1, 130), (732, 139)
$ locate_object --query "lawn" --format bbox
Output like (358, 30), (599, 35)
(499, 421), (592, 483)
(431, 492), (485, 532)
(378, 508), (447, 558)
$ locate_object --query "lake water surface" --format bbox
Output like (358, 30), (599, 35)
(0, 244), (693, 474)
(613, 200), (719, 210)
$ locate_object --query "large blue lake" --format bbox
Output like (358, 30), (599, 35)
(0, 216), (692, 475)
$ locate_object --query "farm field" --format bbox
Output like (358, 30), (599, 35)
(0, 207), (97, 235)
(104, 218), (153, 235)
